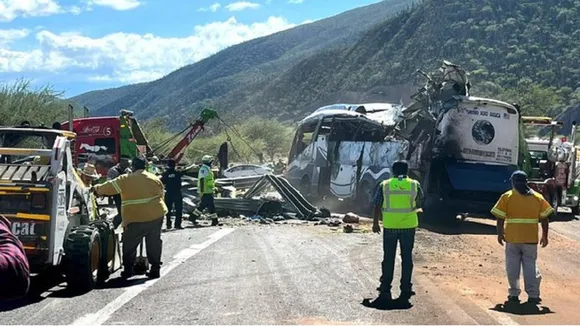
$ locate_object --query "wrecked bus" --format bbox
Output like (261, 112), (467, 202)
(286, 103), (409, 213)
(288, 61), (527, 221)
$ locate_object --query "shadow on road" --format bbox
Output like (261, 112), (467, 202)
(491, 301), (554, 316)
(419, 218), (497, 236)
(0, 272), (70, 312)
(551, 212), (579, 223)
(361, 298), (413, 311)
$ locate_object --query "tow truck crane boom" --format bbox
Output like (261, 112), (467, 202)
(155, 108), (218, 164)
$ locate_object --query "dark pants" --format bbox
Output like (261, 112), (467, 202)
(122, 218), (163, 272)
(380, 229), (416, 294)
(165, 194), (183, 228)
(198, 194), (215, 214)
(112, 195), (122, 228)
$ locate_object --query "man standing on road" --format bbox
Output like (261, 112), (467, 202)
(108, 156), (132, 229)
(491, 170), (552, 305)
(79, 163), (101, 220)
(370, 160), (423, 307)
(92, 156), (168, 279)
(198, 155), (218, 226)
(161, 159), (197, 229)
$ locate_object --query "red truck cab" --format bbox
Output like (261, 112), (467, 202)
(61, 116), (121, 178)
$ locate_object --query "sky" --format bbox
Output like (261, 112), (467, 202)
(0, 0), (381, 98)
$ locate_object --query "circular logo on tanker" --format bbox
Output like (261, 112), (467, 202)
(472, 120), (495, 145)
(103, 126), (112, 136)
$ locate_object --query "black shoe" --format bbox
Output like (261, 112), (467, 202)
(211, 218), (219, 226)
(400, 290), (416, 300)
(507, 296), (520, 304)
(528, 297), (542, 305)
(368, 293), (392, 308)
(166, 224), (172, 230)
(175, 225), (183, 230)
(120, 269), (134, 279)
(146, 270), (160, 279)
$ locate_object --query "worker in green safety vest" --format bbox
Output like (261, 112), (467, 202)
(368, 160), (423, 308)
(197, 155), (218, 226)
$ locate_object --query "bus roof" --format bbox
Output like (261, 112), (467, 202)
(301, 103), (405, 126)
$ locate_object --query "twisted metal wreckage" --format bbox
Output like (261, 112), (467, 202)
(183, 61), (522, 221)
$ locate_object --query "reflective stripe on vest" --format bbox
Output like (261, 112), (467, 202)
(122, 195), (162, 207)
(505, 218), (539, 224)
(111, 179), (122, 193)
(382, 179), (418, 213)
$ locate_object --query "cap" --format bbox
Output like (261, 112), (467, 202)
(510, 170), (528, 182)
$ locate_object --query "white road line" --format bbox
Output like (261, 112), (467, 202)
(71, 228), (235, 326)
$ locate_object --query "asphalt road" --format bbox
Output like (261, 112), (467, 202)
(1, 216), (579, 325)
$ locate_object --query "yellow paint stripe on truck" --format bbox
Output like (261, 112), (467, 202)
(12, 213), (50, 221)
(0, 186), (49, 192)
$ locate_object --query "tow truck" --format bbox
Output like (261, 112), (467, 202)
(0, 123), (120, 292)
(60, 107), (217, 179)
(523, 116), (580, 215)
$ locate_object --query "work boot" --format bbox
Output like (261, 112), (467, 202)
(528, 297), (542, 305)
(507, 296), (520, 304)
(368, 292), (392, 308)
(399, 290), (416, 301)
(146, 269), (160, 279)
(120, 268), (134, 279)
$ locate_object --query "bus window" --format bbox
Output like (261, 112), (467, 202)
(289, 120), (318, 161)
(95, 138), (116, 154)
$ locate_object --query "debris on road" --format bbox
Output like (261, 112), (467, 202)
(342, 212), (360, 224)
(181, 173), (328, 222)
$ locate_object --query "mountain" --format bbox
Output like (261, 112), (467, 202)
(243, 0), (580, 120)
(74, 0), (580, 127)
(71, 0), (416, 127)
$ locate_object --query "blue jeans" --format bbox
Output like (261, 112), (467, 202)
(380, 229), (416, 294)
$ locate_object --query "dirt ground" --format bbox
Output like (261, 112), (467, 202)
(414, 217), (580, 325)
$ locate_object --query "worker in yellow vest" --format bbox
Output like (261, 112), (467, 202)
(491, 170), (552, 305)
(369, 160), (423, 307)
(197, 155), (218, 226)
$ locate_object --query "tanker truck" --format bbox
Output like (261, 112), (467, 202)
(394, 61), (529, 222)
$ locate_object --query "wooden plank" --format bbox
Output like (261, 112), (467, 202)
(11, 165), (30, 181)
(1, 165), (18, 180)
(0, 165), (8, 179)
(36, 166), (50, 181)
(22, 166), (39, 181)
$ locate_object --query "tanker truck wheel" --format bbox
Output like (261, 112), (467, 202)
(64, 227), (101, 293)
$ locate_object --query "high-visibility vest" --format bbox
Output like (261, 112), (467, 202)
(381, 177), (419, 229)
(198, 165), (215, 195)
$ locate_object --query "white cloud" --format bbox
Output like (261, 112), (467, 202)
(1, 16), (298, 83)
(225, 1), (260, 12)
(70, 5), (82, 15)
(287, 0), (304, 3)
(198, 2), (221, 12)
(0, 0), (62, 22)
(0, 29), (30, 45)
(85, 0), (141, 11)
